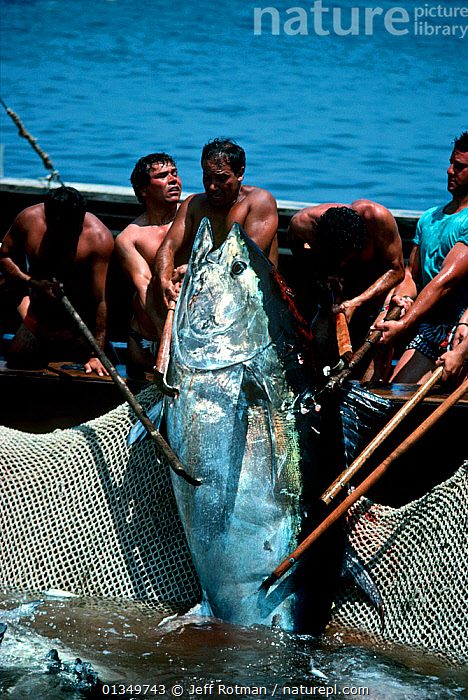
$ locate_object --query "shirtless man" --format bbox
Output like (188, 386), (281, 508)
(288, 200), (404, 370)
(376, 132), (468, 384)
(153, 139), (278, 308)
(0, 186), (114, 375)
(115, 153), (182, 375)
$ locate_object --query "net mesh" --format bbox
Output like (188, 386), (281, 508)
(0, 383), (466, 664)
(331, 461), (468, 666)
(0, 384), (201, 612)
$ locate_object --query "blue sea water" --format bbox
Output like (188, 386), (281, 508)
(1, 0), (467, 211)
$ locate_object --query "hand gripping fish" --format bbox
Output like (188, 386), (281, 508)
(129, 219), (380, 634)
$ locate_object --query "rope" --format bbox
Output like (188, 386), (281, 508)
(1, 97), (65, 186)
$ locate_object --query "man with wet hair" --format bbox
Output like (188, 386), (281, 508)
(116, 153), (183, 375)
(288, 200), (404, 369)
(44, 184), (87, 228)
(130, 152), (178, 204)
(152, 138), (278, 310)
(200, 139), (246, 179)
(314, 206), (369, 266)
(0, 186), (114, 375)
(376, 132), (468, 384)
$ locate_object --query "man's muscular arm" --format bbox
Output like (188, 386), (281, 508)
(0, 214), (60, 297)
(0, 221), (29, 285)
(243, 190), (278, 265)
(436, 309), (468, 380)
(287, 208), (316, 255)
(379, 244), (421, 325)
(451, 305), (468, 349)
(377, 242), (468, 343)
(153, 195), (195, 307)
(115, 227), (152, 310)
(86, 224), (114, 375)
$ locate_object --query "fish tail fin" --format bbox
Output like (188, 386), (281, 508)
(341, 542), (385, 631)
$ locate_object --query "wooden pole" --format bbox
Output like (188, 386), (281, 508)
(59, 293), (201, 487)
(324, 306), (402, 394)
(335, 312), (353, 363)
(0, 98), (63, 184)
(320, 365), (444, 504)
(154, 300), (178, 396)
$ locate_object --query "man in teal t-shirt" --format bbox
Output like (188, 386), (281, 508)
(376, 132), (468, 384)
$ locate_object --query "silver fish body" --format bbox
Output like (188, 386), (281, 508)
(164, 219), (334, 632)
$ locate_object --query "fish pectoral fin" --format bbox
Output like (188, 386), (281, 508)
(127, 401), (164, 446)
(241, 365), (271, 404)
(127, 421), (146, 445)
(341, 542), (385, 631)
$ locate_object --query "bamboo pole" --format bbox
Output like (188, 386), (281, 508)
(323, 306), (402, 394)
(1, 98), (64, 184)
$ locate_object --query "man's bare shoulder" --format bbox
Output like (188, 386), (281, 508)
(83, 213), (114, 252)
(128, 212), (148, 229)
(13, 204), (45, 231)
(116, 220), (145, 247)
(289, 205), (322, 236)
(185, 192), (207, 211)
(242, 185), (275, 202)
(84, 211), (112, 232)
(240, 185), (277, 216)
(351, 199), (395, 225)
(291, 202), (345, 226)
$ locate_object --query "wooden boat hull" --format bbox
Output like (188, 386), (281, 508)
(0, 358), (149, 432)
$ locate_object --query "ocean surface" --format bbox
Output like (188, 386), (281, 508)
(1, 2), (468, 698)
(1, 0), (467, 211)
(1, 593), (467, 700)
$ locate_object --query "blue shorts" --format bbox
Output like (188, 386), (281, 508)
(406, 322), (454, 361)
(129, 329), (159, 359)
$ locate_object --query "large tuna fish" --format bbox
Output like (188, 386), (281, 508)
(130, 218), (349, 634)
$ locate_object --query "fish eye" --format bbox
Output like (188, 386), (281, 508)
(231, 260), (247, 277)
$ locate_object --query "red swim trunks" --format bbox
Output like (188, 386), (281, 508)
(23, 311), (76, 343)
